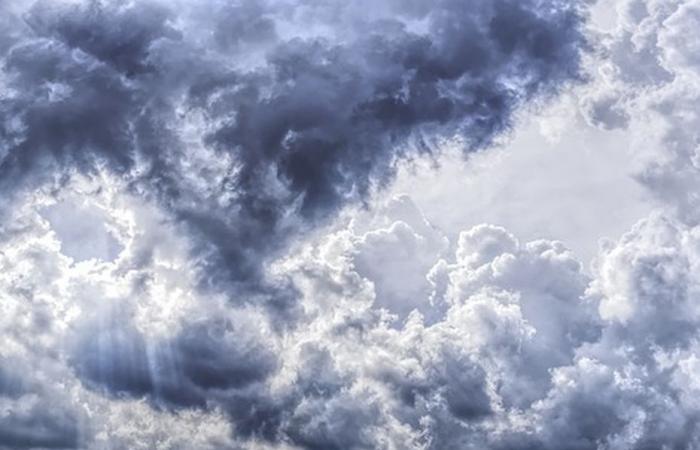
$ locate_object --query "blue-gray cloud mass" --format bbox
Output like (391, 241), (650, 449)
(10, 0), (685, 449)
(1, 0), (583, 289)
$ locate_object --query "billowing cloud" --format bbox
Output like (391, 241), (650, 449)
(581, 0), (700, 224)
(5, 172), (700, 448)
(0, 0), (585, 291)
(13, 0), (700, 449)
(265, 198), (700, 449)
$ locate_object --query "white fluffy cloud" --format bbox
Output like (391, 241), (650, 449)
(582, 0), (700, 223)
(245, 192), (700, 448)
(5, 170), (700, 448)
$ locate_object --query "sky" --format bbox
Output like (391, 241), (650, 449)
(2, 0), (700, 449)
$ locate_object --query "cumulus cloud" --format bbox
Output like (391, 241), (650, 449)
(5, 173), (700, 448)
(268, 200), (700, 449)
(13, 0), (700, 449)
(580, 0), (700, 224)
(0, 0), (585, 291)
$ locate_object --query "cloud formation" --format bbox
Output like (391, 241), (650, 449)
(581, 0), (700, 223)
(0, 0), (584, 289)
(18, 0), (700, 449)
(9, 183), (700, 448)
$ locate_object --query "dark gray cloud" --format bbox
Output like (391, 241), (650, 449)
(0, 0), (584, 289)
(0, 358), (79, 450)
(0, 0), (588, 448)
(184, 0), (583, 289)
(71, 303), (278, 411)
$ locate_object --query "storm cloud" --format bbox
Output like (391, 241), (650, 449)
(0, 0), (584, 289)
(10, 0), (689, 449)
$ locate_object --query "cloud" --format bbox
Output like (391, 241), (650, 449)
(0, 0), (585, 294)
(0, 1), (587, 441)
(0, 358), (80, 450)
(259, 186), (700, 449)
(19, 0), (700, 449)
(6, 170), (700, 448)
(580, 0), (700, 225)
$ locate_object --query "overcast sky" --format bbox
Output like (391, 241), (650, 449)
(2, 0), (700, 449)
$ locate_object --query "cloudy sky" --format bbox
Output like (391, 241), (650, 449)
(2, 0), (700, 449)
